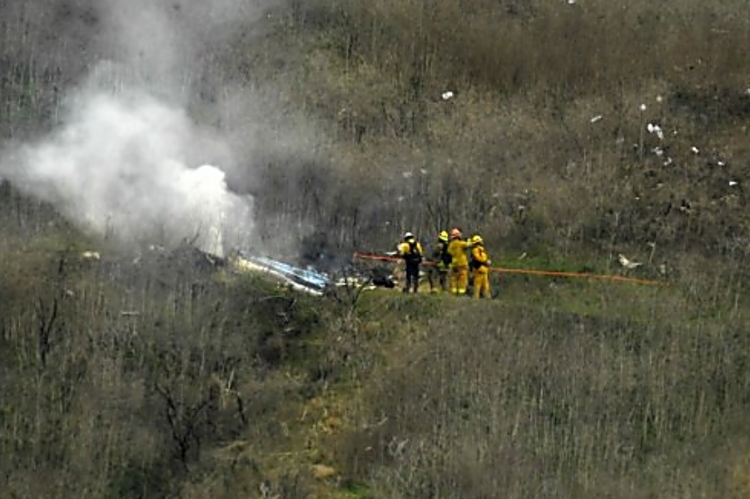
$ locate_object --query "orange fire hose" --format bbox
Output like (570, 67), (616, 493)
(352, 252), (665, 287)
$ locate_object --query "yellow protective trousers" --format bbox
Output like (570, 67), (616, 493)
(473, 270), (491, 299)
(450, 265), (469, 295)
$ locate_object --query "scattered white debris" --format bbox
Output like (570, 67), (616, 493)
(663, 157), (673, 166)
(652, 146), (664, 156)
(590, 115), (603, 123)
(335, 277), (376, 291)
(518, 252), (528, 260)
(718, 160), (726, 167)
(729, 180), (738, 187)
(420, 168), (428, 175)
(441, 91), (454, 101)
(745, 88), (750, 96)
(335, 277), (361, 287)
(658, 263), (667, 276)
(656, 95), (663, 103)
(402, 171), (412, 178)
(646, 123), (664, 139)
(81, 251), (101, 260)
(567, 0), (575, 5)
(691, 146), (700, 154)
(618, 254), (643, 270)
(640, 104), (647, 111)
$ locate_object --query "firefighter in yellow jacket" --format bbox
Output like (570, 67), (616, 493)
(447, 228), (473, 295)
(428, 230), (451, 292)
(397, 232), (424, 293)
(470, 234), (491, 299)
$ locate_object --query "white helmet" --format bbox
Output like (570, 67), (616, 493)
(404, 232), (414, 240)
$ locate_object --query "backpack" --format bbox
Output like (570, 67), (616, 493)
(438, 241), (452, 267)
(404, 241), (423, 265)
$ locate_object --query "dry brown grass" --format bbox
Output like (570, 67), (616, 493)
(4, 1), (750, 497)
(249, 0), (750, 259)
(337, 287), (750, 498)
(3, 0), (750, 260)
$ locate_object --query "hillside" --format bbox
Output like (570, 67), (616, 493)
(3, 0), (750, 498)
(2, 231), (750, 498)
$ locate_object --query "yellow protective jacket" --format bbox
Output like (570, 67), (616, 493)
(398, 241), (424, 265)
(433, 240), (451, 270)
(447, 239), (472, 268)
(471, 245), (490, 274)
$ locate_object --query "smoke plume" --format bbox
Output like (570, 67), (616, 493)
(8, 91), (252, 255)
(0, 0), (268, 256)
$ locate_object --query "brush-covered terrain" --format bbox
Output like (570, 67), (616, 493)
(3, 0), (750, 498)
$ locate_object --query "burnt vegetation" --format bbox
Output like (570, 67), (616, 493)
(3, 0), (750, 497)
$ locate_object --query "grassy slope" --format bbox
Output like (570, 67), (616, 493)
(227, 13), (750, 494)
(243, 0), (750, 261)
(2, 223), (750, 498)
(4, 1), (750, 497)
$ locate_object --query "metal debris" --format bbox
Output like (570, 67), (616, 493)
(618, 254), (643, 269)
(234, 254), (330, 295)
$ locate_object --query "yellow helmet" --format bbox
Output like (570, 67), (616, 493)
(438, 230), (449, 242)
(472, 235), (483, 244)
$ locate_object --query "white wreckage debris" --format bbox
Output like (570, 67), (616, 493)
(77, 245), (336, 296)
(618, 254), (643, 270)
(75, 240), (391, 296)
(233, 254), (331, 295)
(81, 250), (101, 260)
(646, 123), (664, 140)
(334, 276), (377, 291)
(233, 256), (384, 294)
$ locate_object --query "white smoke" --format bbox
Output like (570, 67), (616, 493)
(6, 91), (253, 256)
(0, 0), (264, 257)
